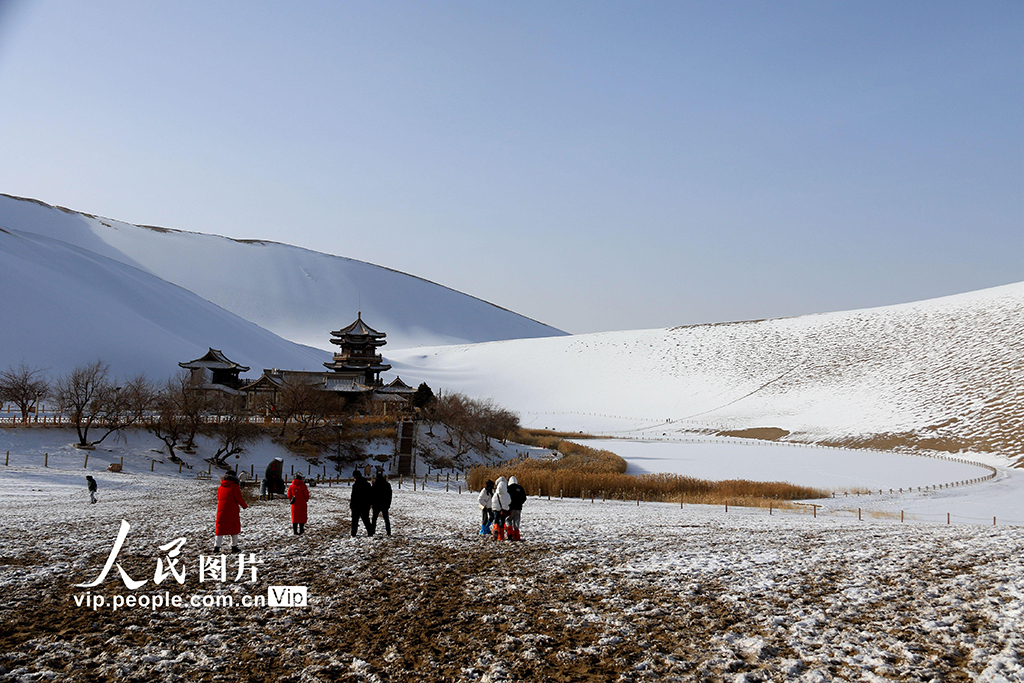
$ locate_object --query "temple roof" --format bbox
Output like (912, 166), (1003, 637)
(329, 312), (386, 341)
(179, 348), (250, 372)
(324, 377), (374, 393)
(377, 376), (416, 394)
(242, 373), (286, 391)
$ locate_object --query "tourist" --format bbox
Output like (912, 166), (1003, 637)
(491, 476), (511, 541)
(214, 471), (248, 553)
(350, 469), (373, 537)
(507, 476), (526, 541)
(263, 458), (285, 500)
(477, 479), (495, 535)
(287, 473), (310, 535)
(370, 471), (393, 537)
(86, 475), (97, 504)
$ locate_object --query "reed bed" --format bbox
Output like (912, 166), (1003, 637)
(513, 432), (628, 474)
(470, 439), (829, 507)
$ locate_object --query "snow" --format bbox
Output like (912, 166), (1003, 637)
(0, 458), (1021, 681)
(389, 280), (1024, 465)
(0, 193), (565, 355)
(0, 227), (329, 377)
(2, 190), (1023, 678)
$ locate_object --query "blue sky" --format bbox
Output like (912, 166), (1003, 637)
(0, 1), (1020, 334)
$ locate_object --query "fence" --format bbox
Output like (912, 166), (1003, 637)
(3, 447), (1019, 527)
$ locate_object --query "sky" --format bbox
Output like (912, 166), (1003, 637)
(0, 1), (1020, 335)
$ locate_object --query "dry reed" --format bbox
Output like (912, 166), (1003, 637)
(468, 464), (828, 507)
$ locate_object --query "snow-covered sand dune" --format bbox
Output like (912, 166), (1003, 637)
(0, 228), (328, 377)
(0, 193), (565, 351)
(391, 281), (1024, 460)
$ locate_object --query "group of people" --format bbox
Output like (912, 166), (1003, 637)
(212, 465), (396, 551)
(478, 476), (526, 541)
(348, 469), (394, 537)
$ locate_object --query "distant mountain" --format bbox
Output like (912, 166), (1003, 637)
(0, 227), (328, 377)
(389, 282), (1024, 459)
(0, 194), (565, 351)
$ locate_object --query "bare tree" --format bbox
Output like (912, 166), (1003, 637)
(0, 363), (50, 424)
(53, 362), (153, 448)
(149, 373), (199, 460)
(178, 377), (209, 453)
(423, 392), (520, 456)
(90, 374), (154, 446)
(53, 361), (110, 448)
(482, 403), (521, 445)
(209, 413), (263, 467)
(273, 377), (332, 438)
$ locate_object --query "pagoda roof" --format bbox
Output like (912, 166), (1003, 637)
(329, 312), (386, 340)
(324, 360), (392, 372)
(179, 348), (250, 372)
(377, 376), (416, 394)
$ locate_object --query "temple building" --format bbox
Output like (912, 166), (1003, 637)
(177, 314), (415, 412)
(179, 348), (250, 395)
(323, 312), (391, 386)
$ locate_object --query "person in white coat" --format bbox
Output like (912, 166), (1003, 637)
(477, 480), (495, 535)
(491, 476), (512, 541)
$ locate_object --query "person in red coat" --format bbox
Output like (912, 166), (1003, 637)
(215, 471), (248, 553)
(287, 473), (310, 535)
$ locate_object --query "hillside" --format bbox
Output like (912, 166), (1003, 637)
(0, 194), (565, 351)
(0, 227), (328, 377)
(390, 281), (1024, 460)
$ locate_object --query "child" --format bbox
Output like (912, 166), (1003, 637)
(477, 479), (495, 535)
(86, 475), (97, 504)
(287, 473), (310, 535)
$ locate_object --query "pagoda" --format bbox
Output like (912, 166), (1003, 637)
(323, 312), (391, 386)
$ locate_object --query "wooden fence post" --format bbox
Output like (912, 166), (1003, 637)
(179, 462), (182, 473)
(947, 513), (950, 525)
(44, 452), (48, 467)
(4, 451), (7, 466)
(84, 453), (89, 468)
(151, 459), (155, 472)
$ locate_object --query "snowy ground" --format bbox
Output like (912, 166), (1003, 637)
(1, 428), (1023, 681)
(0, 473), (1022, 682)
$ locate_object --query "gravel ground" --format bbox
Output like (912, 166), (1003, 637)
(1, 474), (1022, 682)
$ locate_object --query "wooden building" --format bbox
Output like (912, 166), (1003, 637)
(323, 312), (391, 387)
(179, 348), (249, 393)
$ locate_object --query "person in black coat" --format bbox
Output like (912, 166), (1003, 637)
(349, 469), (373, 537)
(263, 458), (285, 500)
(507, 476), (527, 541)
(370, 472), (393, 537)
(86, 475), (98, 504)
